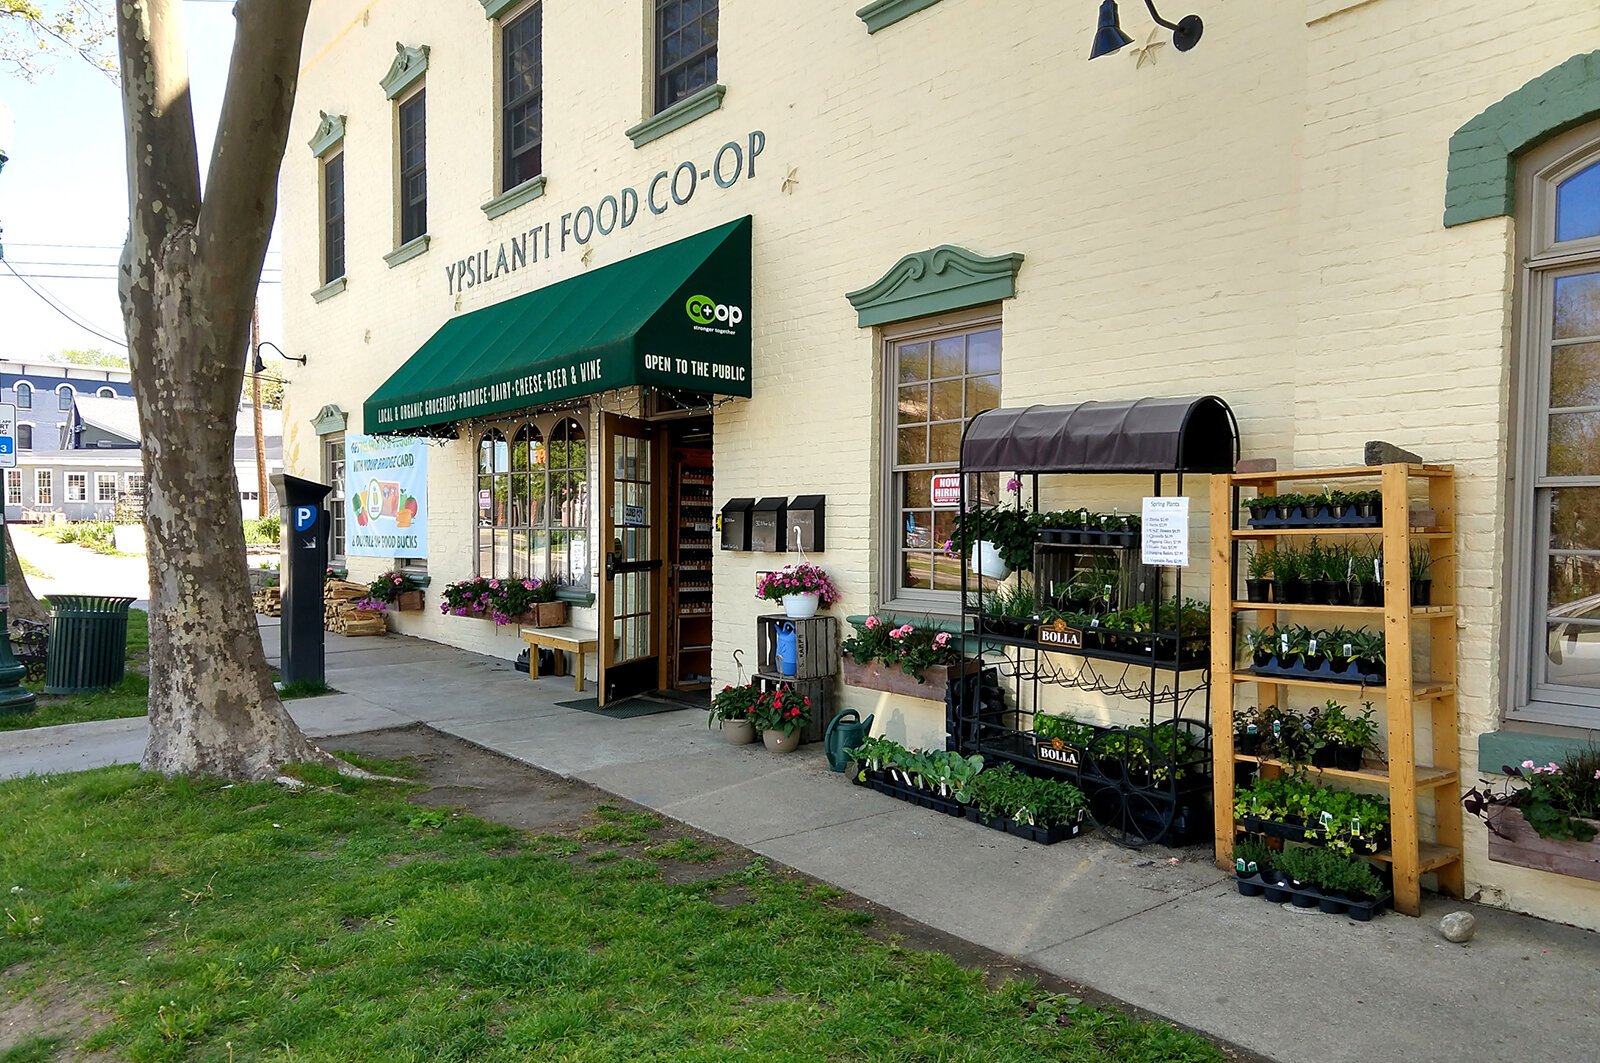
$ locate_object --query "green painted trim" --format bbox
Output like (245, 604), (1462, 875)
(556, 587), (597, 607)
(481, 175), (547, 220)
(846, 245), (1024, 327)
(308, 111), (346, 158)
(857, 0), (943, 33)
(327, 566), (348, 579)
(383, 234), (431, 268)
(481, 0), (524, 18)
(310, 404), (348, 436)
(380, 43), (430, 100)
(311, 277), (347, 303)
(625, 84), (725, 149)
(399, 574), (431, 587)
(1444, 50), (1600, 228)
(1478, 728), (1600, 775)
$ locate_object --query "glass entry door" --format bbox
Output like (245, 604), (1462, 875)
(598, 413), (662, 704)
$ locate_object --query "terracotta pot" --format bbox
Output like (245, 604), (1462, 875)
(841, 656), (980, 700)
(394, 590), (424, 611)
(722, 718), (756, 745)
(534, 600), (569, 627)
(762, 728), (801, 753)
(1487, 806), (1600, 882)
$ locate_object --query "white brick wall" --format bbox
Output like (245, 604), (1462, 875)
(281, 0), (1600, 928)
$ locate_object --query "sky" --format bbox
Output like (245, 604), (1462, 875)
(0, 0), (283, 364)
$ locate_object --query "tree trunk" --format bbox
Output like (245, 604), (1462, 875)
(116, 0), (318, 779)
(5, 526), (45, 625)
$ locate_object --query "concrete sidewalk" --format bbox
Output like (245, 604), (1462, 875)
(2, 620), (1595, 1063)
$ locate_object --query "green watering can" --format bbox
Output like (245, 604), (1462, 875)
(824, 709), (875, 773)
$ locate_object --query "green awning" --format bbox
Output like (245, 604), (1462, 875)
(365, 215), (752, 434)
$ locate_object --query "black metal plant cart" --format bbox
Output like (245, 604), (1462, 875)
(951, 396), (1240, 847)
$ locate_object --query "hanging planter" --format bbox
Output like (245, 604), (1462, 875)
(781, 593), (820, 619)
(969, 540), (1011, 580)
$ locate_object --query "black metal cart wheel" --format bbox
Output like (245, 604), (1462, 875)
(1082, 729), (1179, 847)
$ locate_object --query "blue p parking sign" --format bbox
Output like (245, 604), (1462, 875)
(294, 505), (317, 533)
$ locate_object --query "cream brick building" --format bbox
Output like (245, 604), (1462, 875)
(281, 0), (1600, 928)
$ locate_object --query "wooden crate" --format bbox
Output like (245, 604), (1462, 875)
(756, 614), (839, 680)
(753, 671), (839, 745)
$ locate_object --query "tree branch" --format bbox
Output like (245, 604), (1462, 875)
(114, 0), (201, 252)
(197, 0), (312, 296)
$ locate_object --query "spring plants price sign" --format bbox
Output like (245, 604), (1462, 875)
(345, 434), (429, 559)
(1141, 496), (1190, 567)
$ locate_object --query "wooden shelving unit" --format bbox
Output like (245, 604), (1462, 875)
(1209, 463), (1464, 916)
(668, 448), (714, 690)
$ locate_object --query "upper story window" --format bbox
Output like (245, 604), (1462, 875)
(1509, 124), (1600, 727)
(501, 4), (543, 193)
(323, 152), (346, 284)
(882, 312), (1002, 610)
(654, 0), (718, 112)
(97, 386), (116, 398)
(398, 89), (428, 244)
(14, 383), (31, 410)
(16, 425), (32, 451)
(56, 385), (74, 411)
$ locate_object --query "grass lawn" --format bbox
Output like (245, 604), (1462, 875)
(0, 610), (149, 733)
(0, 762), (1227, 1063)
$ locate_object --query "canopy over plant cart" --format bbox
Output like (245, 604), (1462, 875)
(952, 396), (1239, 848)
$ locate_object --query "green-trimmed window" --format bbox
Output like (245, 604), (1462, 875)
(398, 89), (427, 245)
(654, 0), (717, 113)
(502, 4), (543, 192)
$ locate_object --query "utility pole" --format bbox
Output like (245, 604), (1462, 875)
(250, 301), (268, 518)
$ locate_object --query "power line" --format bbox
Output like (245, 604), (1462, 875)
(7, 260), (281, 274)
(2, 271), (281, 284)
(0, 259), (129, 348)
(6, 241), (280, 257)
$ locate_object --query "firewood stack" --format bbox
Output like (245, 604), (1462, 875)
(324, 580), (387, 637)
(252, 586), (282, 617)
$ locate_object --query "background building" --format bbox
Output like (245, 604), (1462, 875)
(0, 358), (283, 521)
(279, 1), (1600, 929)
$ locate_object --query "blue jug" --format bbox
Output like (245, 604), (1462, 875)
(776, 621), (798, 677)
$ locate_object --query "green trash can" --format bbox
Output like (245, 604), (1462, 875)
(45, 595), (137, 694)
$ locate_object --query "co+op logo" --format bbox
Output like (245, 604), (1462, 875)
(685, 294), (743, 329)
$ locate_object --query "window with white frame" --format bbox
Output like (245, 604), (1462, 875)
(1511, 124), (1600, 726)
(65, 473), (87, 502)
(324, 434), (346, 563)
(56, 385), (74, 411)
(5, 470), (20, 506)
(16, 425), (31, 451)
(96, 473), (117, 502)
(35, 470), (52, 505)
(13, 382), (31, 409)
(476, 413), (588, 584)
(882, 312), (1002, 609)
(97, 386), (116, 398)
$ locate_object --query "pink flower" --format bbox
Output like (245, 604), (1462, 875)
(864, 616), (880, 629)
(522, 580), (535, 590)
(1522, 760), (1536, 770)
(933, 632), (951, 648)
(1594, 769), (1600, 781)
(1005, 477), (1020, 493)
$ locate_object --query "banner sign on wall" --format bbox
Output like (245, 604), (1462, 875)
(345, 434), (429, 558)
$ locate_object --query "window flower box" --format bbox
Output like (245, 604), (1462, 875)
(393, 590), (424, 612)
(842, 656), (980, 700)
(1485, 806), (1600, 882)
(532, 600), (568, 628)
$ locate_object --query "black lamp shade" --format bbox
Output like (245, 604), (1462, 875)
(1090, 0), (1134, 59)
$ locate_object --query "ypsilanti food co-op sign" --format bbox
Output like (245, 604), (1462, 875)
(445, 131), (766, 296)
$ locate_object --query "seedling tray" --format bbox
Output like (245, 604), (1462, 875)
(1234, 872), (1390, 921)
(1246, 504), (1381, 530)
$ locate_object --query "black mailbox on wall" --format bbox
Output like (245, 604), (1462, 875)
(720, 497), (754, 551)
(789, 495), (826, 552)
(752, 496), (789, 552)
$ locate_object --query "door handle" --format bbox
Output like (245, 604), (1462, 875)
(606, 553), (662, 580)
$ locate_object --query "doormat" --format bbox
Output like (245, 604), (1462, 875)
(555, 694), (696, 719)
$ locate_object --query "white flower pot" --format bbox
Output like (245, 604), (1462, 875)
(782, 592), (820, 619)
(970, 540), (1011, 580)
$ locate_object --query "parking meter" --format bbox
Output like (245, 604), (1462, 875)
(272, 473), (331, 686)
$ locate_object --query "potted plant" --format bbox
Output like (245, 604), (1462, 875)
(1352, 489), (1382, 522)
(710, 683), (760, 744)
(1350, 544), (1383, 607)
(756, 562), (841, 619)
(530, 580), (568, 627)
(367, 570), (425, 611)
(1246, 494), (1273, 526)
(1243, 625), (1277, 670)
(1463, 748), (1600, 881)
(842, 616), (975, 697)
(1234, 704), (1265, 756)
(949, 491), (1038, 578)
(1409, 544), (1433, 606)
(752, 687), (812, 753)
(1348, 628), (1385, 682)
(1271, 548), (1306, 605)
(1245, 547), (1273, 603)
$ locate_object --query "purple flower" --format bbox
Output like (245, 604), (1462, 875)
(1005, 477), (1020, 493)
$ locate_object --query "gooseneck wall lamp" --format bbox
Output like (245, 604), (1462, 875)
(253, 339), (307, 375)
(1090, 0), (1204, 59)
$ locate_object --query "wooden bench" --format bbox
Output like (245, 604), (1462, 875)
(520, 625), (601, 693)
